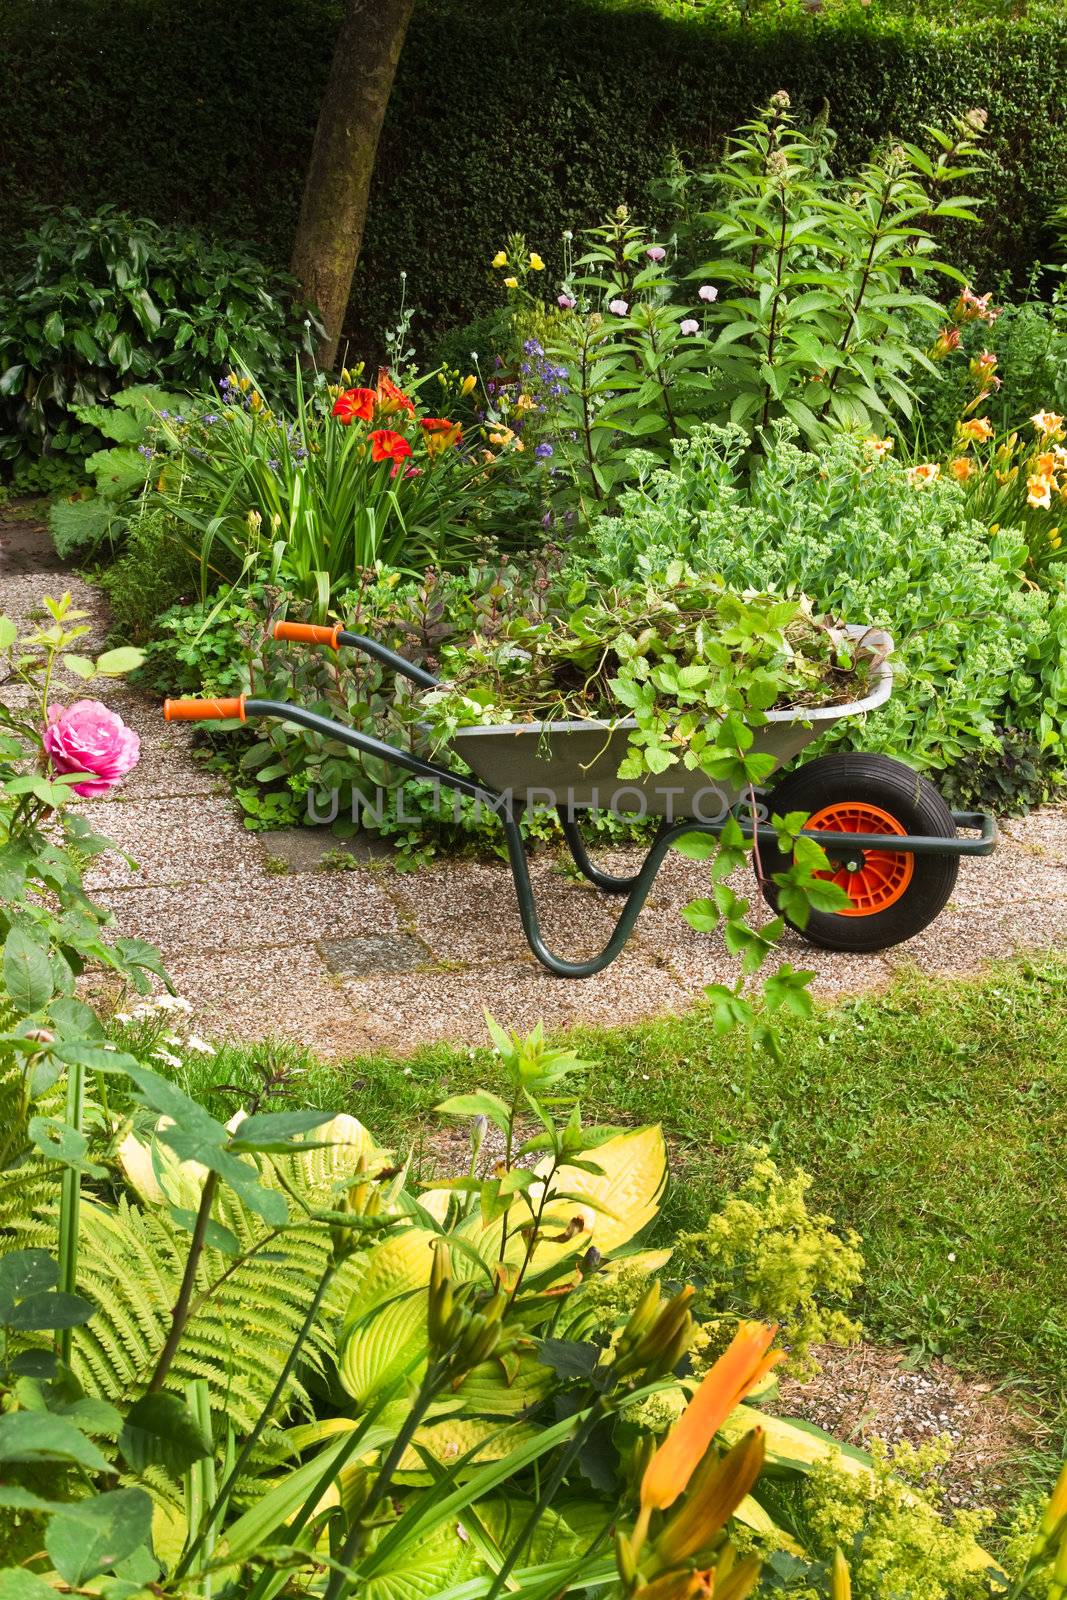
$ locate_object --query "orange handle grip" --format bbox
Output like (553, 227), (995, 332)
(164, 695), (246, 722)
(273, 620), (343, 649)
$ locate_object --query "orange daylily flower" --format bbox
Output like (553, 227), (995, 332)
(420, 416), (464, 455)
(1032, 411), (1065, 439)
(1028, 472), (1054, 510)
(957, 417), (994, 444)
(949, 457), (975, 482)
(906, 463), (940, 488)
(375, 368), (415, 417)
(369, 429), (413, 468)
(640, 1322), (782, 1513)
(332, 387), (376, 424)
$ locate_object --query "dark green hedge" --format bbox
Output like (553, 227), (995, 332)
(3, 0), (1065, 354)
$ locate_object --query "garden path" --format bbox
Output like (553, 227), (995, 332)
(6, 503), (1067, 1058)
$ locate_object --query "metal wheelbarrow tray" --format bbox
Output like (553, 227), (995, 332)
(164, 621), (998, 979)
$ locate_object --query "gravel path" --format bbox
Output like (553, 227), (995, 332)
(6, 505), (1067, 1058)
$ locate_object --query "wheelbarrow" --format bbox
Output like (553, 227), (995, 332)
(163, 620), (998, 978)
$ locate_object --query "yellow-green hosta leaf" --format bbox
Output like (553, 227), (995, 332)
(362, 1521), (474, 1600)
(529, 1124), (668, 1268)
(397, 1415), (541, 1472)
(338, 1229), (437, 1402)
(734, 1493), (806, 1557)
(429, 1353), (555, 1420)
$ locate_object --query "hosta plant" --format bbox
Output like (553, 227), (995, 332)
(1, 1009), (1029, 1599)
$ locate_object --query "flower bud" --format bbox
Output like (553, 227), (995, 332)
(830, 1548), (851, 1600)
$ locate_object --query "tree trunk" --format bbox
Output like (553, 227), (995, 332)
(291, 0), (415, 368)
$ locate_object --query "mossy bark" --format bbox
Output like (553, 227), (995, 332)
(290, 0), (415, 367)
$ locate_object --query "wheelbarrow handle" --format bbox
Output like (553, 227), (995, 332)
(164, 695), (246, 722)
(271, 620), (439, 690)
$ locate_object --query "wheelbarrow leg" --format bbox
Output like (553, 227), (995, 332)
(502, 813), (713, 979)
(556, 806), (649, 894)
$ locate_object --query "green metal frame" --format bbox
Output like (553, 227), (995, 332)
(243, 651), (997, 978)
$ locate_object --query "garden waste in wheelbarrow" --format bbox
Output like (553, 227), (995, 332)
(163, 620), (998, 979)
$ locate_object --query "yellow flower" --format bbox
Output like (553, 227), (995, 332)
(515, 393), (535, 413)
(460, 374), (477, 397)
(957, 416), (993, 443)
(503, 276), (519, 289)
(863, 436), (893, 461)
(1035, 452), (1059, 478)
(1031, 410), (1065, 438)
(529, 252), (545, 271)
(488, 426), (514, 448)
(949, 456), (975, 482)
(1028, 472), (1054, 509)
(1051, 528), (1062, 550)
(491, 251), (508, 268)
(906, 463), (940, 487)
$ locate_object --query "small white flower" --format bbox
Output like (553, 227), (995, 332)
(947, 1251), (957, 1262)
(114, 1013), (133, 1025)
(103, 1042), (118, 1053)
(164, 1034), (182, 1047)
(151, 1048), (182, 1069)
(186, 1035), (216, 1056)
(155, 994), (193, 1013)
(403, 1066), (413, 1076)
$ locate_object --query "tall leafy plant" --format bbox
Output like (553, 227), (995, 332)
(483, 97), (986, 506)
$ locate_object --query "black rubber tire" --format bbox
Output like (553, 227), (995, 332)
(758, 753), (959, 953)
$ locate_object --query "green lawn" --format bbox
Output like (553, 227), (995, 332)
(176, 954), (1067, 1428)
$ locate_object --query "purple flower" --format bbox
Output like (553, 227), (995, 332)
(137, 445), (154, 459)
(608, 298), (629, 316)
(698, 284), (718, 303)
(680, 318), (699, 335)
(535, 442), (554, 459)
(541, 510), (553, 527)
(202, 412), (220, 425)
(523, 338), (544, 357)
(646, 246), (666, 262)
(558, 293), (576, 309)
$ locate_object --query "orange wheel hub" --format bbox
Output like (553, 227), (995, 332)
(805, 801), (914, 917)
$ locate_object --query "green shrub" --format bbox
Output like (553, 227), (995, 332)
(0, 206), (316, 468)
(582, 425), (1067, 789)
(0, 0), (1064, 352)
(96, 508), (199, 643)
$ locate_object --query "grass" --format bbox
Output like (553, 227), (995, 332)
(174, 952), (1067, 1440)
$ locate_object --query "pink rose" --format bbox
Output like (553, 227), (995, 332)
(43, 700), (140, 797)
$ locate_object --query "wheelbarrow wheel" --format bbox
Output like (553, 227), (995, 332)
(757, 753), (959, 952)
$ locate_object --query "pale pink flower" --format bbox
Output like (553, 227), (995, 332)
(646, 246), (667, 262)
(680, 318), (700, 335)
(608, 298), (629, 316)
(557, 293), (576, 309)
(43, 700), (140, 797)
(698, 285), (718, 303)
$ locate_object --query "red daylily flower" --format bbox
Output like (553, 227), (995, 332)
(375, 369), (415, 416)
(369, 429), (413, 468)
(332, 387), (376, 423)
